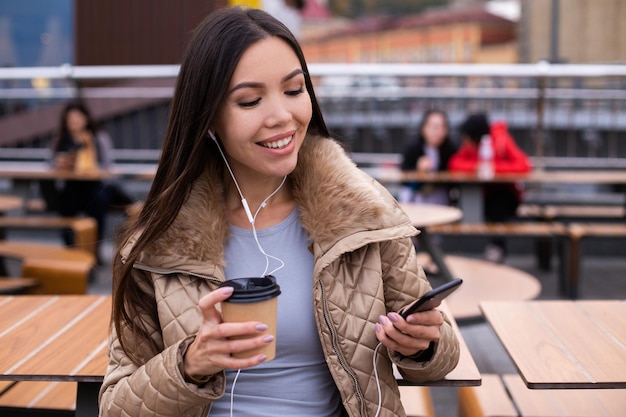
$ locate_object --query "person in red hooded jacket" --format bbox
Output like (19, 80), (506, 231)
(449, 113), (532, 263)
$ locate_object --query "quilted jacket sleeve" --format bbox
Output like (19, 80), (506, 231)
(379, 237), (460, 382)
(98, 275), (226, 417)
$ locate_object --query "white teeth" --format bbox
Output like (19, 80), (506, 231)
(261, 136), (292, 149)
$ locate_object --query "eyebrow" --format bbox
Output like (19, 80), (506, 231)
(228, 69), (306, 94)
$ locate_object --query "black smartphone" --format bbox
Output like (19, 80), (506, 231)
(400, 278), (463, 319)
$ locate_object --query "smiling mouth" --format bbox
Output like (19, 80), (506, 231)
(259, 135), (293, 149)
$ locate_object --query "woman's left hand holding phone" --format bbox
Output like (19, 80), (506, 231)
(183, 287), (271, 382)
(375, 308), (444, 357)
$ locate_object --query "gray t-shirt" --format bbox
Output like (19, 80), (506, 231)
(211, 208), (343, 416)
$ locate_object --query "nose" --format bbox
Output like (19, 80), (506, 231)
(264, 94), (292, 127)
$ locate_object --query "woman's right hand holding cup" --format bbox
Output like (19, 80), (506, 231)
(182, 287), (271, 382)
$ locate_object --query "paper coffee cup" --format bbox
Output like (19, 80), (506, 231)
(219, 276), (281, 360)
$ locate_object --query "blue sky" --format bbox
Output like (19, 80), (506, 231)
(0, 0), (72, 66)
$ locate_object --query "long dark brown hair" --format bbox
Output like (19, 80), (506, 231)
(112, 6), (329, 364)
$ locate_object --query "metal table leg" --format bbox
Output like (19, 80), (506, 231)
(417, 229), (455, 282)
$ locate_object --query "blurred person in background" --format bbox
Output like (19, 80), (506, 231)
(398, 109), (458, 274)
(449, 113), (531, 263)
(398, 109), (457, 206)
(51, 100), (135, 262)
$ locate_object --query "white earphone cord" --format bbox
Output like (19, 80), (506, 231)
(210, 131), (286, 277)
(211, 131), (381, 416)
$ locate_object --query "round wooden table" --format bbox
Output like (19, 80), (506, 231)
(399, 203), (463, 282)
(399, 203), (463, 228)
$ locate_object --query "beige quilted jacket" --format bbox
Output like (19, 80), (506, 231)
(99, 136), (460, 417)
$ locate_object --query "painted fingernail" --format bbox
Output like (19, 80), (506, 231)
(258, 355), (268, 363)
(375, 323), (382, 333)
(379, 315), (388, 325)
(221, 287), (234, 295)
(387, 312), (399, 323)
(256, 323), (268, 331)
(262, 335), (274, 343)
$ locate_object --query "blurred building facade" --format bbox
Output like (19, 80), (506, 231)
(518, 0), (626, 64)
(301, 5), (518, 63)
(75, 0), (226, 65)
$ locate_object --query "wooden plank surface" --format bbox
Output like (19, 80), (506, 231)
(0, 294), (477, 392)
(399, 203), (463, 228)
(0, 278), (39, 294)
(0, 195), (23, 213)
(443, 255), (541, 320)
(481, 300), (626, 389)
(0, 295), (110, 382)
(0, 242), (95, 264)
(377, 169), (626, 185)
(503, 374), (626, 417)
(0, 168), (116, 181)
(0, 381), (77, 410)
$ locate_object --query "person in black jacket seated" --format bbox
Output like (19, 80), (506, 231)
(398, 109), (457, 206)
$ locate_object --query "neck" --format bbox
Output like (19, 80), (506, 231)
(225, 176), (294, 229)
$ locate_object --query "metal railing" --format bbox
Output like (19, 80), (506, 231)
(2, 62), (626, 168)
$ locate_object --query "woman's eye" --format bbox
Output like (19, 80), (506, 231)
(286, 87), (304, 96)
(238, 98), (261, 108)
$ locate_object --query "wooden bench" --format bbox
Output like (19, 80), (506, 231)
(0, 242), (95, 294)
(439, 255), (541, 321)
(519, 203), (625, 221)
(399, 386), (435, 417)
(0, 216), (98, 256)
(428, 221), (567, 237)
(565, 222), (626, 299)
(0, 381), (75, 416)
(459, 374), (625, 417)
(0, 277), (39, 294)
(426, 221), (568, 292)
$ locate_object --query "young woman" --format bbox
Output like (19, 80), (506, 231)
(399, 109), (457, 205)
(99, 7), (460, 417)
(51, 101), (134, 258)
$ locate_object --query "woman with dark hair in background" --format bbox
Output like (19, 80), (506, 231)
(99, 7), (459, 417)
(51, 101), (134, 262)
(399, 109), (457, 205)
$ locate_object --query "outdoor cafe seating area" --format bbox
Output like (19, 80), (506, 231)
(1, 157), (625, 417)
(0, 59), (625, 417)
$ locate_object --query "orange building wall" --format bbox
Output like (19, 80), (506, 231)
(301, 19), (516, 64)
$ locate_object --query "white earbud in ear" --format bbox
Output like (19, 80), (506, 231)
(208, 130), (217, 142)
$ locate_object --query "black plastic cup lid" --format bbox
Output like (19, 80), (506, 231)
(219, 275), (281, 303)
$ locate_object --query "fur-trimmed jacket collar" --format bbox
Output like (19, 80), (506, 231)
(123, 135), (415, 274)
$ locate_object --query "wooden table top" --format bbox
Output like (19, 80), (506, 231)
(480, 300), (626, 389)
(444, 255), (541, 320)
(0, 241), (95, 265)
(0, 194), (23, 212)
(399, 202), (463, 228)
(0, 295), (110, 382)
(0, 167), (118, 181)
(0, 295), (480, 388)
(372, 168), (626, 185)
(0, 278), (39, 294)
